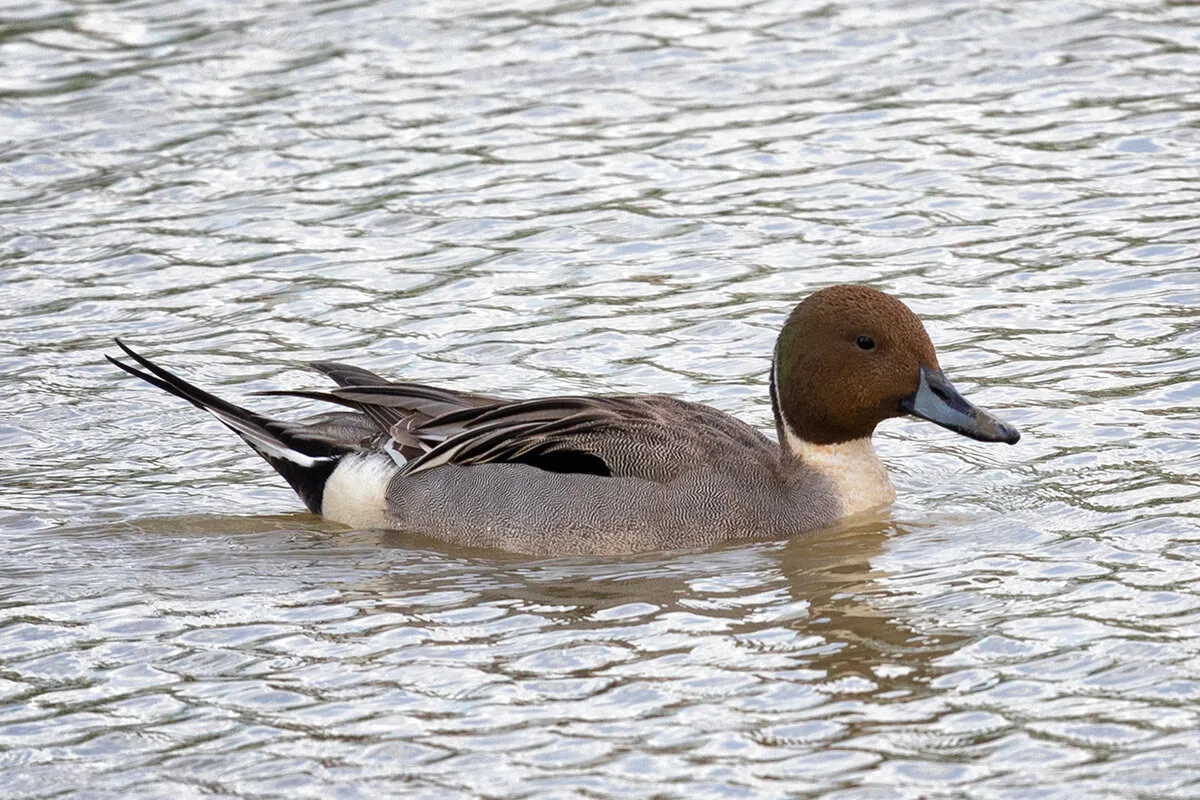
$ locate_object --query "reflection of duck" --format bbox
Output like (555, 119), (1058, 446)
(772, 516), (969, 673)
(365, 517), (966, 695)
(109, 285), (1018, 555)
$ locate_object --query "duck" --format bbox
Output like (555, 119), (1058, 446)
(108, 284), (1019, 555)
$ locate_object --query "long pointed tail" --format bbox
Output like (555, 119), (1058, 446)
(107, 340), (350, 514)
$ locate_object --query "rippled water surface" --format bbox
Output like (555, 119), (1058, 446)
(3, 0), (1199, 797)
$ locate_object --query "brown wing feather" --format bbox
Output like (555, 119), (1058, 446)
(256, 378), (506, 461)
(273, 364), (776, 483)
(402, 395), (776, 483)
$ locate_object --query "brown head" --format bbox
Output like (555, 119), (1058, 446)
(771, 285), (1019, 448)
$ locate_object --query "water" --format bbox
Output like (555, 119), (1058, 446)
(2, 0), (1199, 796)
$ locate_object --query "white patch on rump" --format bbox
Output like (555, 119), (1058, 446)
(321, 454), (396, 529)
(783, 430), (896, 518)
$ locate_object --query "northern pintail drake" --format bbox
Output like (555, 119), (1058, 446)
(109, 285), (1019, 555)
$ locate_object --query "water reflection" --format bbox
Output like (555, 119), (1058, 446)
(123, 509), (972, 714)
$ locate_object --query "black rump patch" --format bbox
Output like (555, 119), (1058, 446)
(265, 456), (338, 515)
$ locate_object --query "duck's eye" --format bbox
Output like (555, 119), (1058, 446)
(856, 336), (875, 351)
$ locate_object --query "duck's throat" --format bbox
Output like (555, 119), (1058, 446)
(783, 432), (896, 518)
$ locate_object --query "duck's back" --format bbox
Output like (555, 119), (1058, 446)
(379, 395), (837, 555)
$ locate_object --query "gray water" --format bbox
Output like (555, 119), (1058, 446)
(3, 0), (1199, 797)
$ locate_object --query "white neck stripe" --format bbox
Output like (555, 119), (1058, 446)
(790, 436), (896, 518)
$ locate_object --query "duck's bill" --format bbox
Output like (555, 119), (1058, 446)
(900, 366), (1020, 444)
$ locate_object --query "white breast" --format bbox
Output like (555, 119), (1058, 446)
(782, 429), (896, 518)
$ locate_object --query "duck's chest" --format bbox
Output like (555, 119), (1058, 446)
(785, 435), (897, 519)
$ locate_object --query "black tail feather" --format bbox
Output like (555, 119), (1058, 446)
(109, 339), (350, 514)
